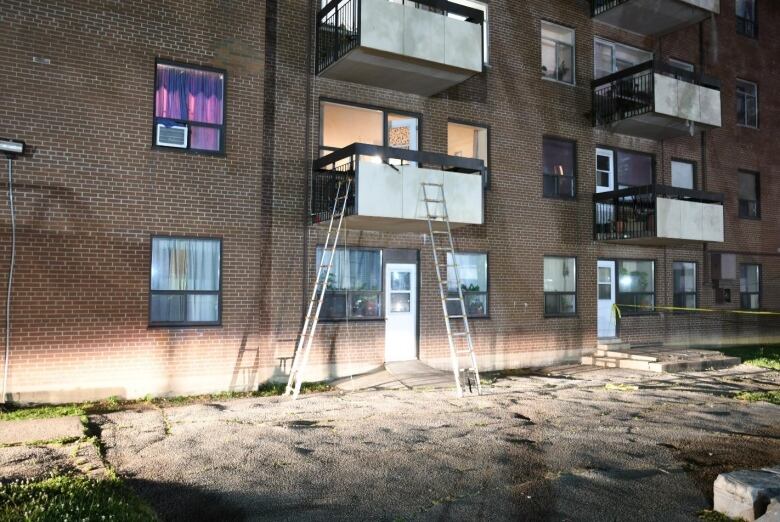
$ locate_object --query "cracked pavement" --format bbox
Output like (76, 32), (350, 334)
(89, 364), (780, 521)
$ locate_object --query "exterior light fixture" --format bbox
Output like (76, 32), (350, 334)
(0, 139), (25, 156)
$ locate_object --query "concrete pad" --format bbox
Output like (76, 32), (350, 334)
(0, 416), (84, 445)
(332, 367), (407, 392)
(385, 360), (454, 390)
(714, 467), (780, 521)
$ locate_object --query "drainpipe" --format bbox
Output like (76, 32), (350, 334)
(2, 156), (17, 403)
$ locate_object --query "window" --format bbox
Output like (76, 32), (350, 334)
(150, 237), (221, 326)
(616, 260), (655, 314)
(316, 247), (382, 320)
(616, 149), (653, 188)
(736, 79), (758, 128)
(320, 101), (419, 164)
(740, 264), (760, 309)
(544, 257), (576, 316)
(671, 160), (695, 189)
(594, 38), (652, 79)
(448, 0), (489, 63)
(543, 137), (576, 199)
(667, 58), (694, 73)
(448, 122), (488, 166)
(736, 0), (757, 38)
(673, 262), (697, 309)
(541, 22), (575, 84)
(738, 170), (760, 219)
(446, 252), (488, 318)
(154, 62), (225, 153)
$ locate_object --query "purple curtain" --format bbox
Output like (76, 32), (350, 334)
(155, 64), (224, 151)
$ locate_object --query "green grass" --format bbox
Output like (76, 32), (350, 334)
(733, 390), (780, 406)
(0, 473), (156, 521)
(1, 382), (333, 421)
(716, 344), (780, 371)
(697, 509), (744, 521)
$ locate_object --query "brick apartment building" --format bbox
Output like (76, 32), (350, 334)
(0, 0), (778, 402)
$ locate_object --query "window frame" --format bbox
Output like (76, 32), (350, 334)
(542, 136), (577, 200)
(615, 259), (656, 316)
(447, 118), (491, 189)
(595, 145), (655, 189)
(148, 235), (223, 328)
(593, 37), (653, 79)
(315, 246), (384, 322)
(739, 263), (761, 310)
(672, 261), (697, 311)
(541, 20), (576, 86)
(152, 59), (228, 156)
(318, 98), (423, 157)
(445, 251), (490, 319)
(737, 169), (761, 220)
(736, 79), (758, 129)
(544, 256), (577, 318)
(736, 0), (758, 38)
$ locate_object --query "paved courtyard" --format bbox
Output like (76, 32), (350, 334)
(2, 364), (779, 521)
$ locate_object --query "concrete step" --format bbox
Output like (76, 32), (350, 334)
(597, 340), (631, 351)
(583, 355), (653, 371)
(595, 349), (658, 362)
(648, 356), (741, 373)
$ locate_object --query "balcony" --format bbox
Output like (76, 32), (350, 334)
(593, 60), (721, 140)
(312, 144), (485, 233)
(593, 185), (724, 245)
(316, 0), (484, 96)
(591, 0), (719, 36)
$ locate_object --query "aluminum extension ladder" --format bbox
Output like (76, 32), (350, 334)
(285, 179), (352, 399)
(422, 182), (482, 397)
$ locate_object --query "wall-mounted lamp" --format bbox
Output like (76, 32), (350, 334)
(0, 139), (25, 157)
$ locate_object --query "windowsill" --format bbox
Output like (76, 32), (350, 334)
(149, 323), (222, 328)
(544, 313), (578, 319)
(541, 76), (576, 87)
(152, 145), (227, 158)
(736, 124), (759, 130)
(738, 214), (761, 221)
(543, 194), (577, 201)
(318, 318), (385, 324)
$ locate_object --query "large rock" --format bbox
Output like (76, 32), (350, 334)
(714, 467), (780, 521)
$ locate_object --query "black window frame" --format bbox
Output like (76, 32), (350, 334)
(148, 236), (223, 327)
(152, 59), (227, 156)
(544, 256), (577, 317)
(736, 79), (758, 129)
(541, 20), (576, 85)
(615, 259), (656, 315)
(740, 263), (761, 310)
(672, 261), (697, 311)
(318, 98), (423, 159)
(446, 251), (489, 319)
(447, 118), (491, 190)
(542, 136), (577, 200)
(738, 169), (761, 220)
(315, 246), (384, 322)
(736, 0), (758, 38)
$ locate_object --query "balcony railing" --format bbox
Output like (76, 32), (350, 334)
(591, 0), (629, 16)
(736, 15), (758, 38)
(316, 0), (485, 75)
(592, 59), (721, 129)
(312, 143), (485, 225)
(593, 185), (724, 241)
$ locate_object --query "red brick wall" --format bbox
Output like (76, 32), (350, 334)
(1, 0), (778, 402)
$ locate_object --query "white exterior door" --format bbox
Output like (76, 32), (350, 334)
(385, 263), (417, 362)
(596, 148), (614, 194)
(597, 260), (617, 339)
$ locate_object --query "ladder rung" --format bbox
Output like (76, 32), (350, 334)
(447, 315), (465, 319)
(432, 230), (449, 234)
(452, 332), (468, 337)
(445, 297), (462, 301)
(436, 247), (454, 251)
(422, 182), (444, 187)
(423, 198), (443, 203)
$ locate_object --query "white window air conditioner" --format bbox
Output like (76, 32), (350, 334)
(156, 123), (188, 148)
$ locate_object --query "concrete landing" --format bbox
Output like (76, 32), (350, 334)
(333, 360), (454, 392)
(0, 416), (84, 445)
(583, 344), (741, 373)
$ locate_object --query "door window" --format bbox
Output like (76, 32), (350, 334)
(390, 271), (412, 313)
(598, 267), (612, 300)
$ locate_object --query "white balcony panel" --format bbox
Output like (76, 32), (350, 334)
(320, 0), (483, 96)
(350, 161), (483, 233)
(656, 198), (724, 243)
(653, 73), (722, 129)
(594, 0), (719, 36)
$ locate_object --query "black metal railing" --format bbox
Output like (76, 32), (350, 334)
(593, 184), (724, 241)
(312, 143), (486, 224)
(316, 0), (484, 74)
(736, 15), (758, 38)
(591, 0), (630, 16)
(592, 59), (721, 128)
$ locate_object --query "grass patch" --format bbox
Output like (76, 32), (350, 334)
(0, 473), (156, 521)
(0, 381), (333, 421)
(715, 345), (780, 371)
(733, 390), (780, 406)
(697, 509), (744, 521)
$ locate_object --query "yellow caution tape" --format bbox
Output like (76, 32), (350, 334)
(611, 303), (780, 318)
